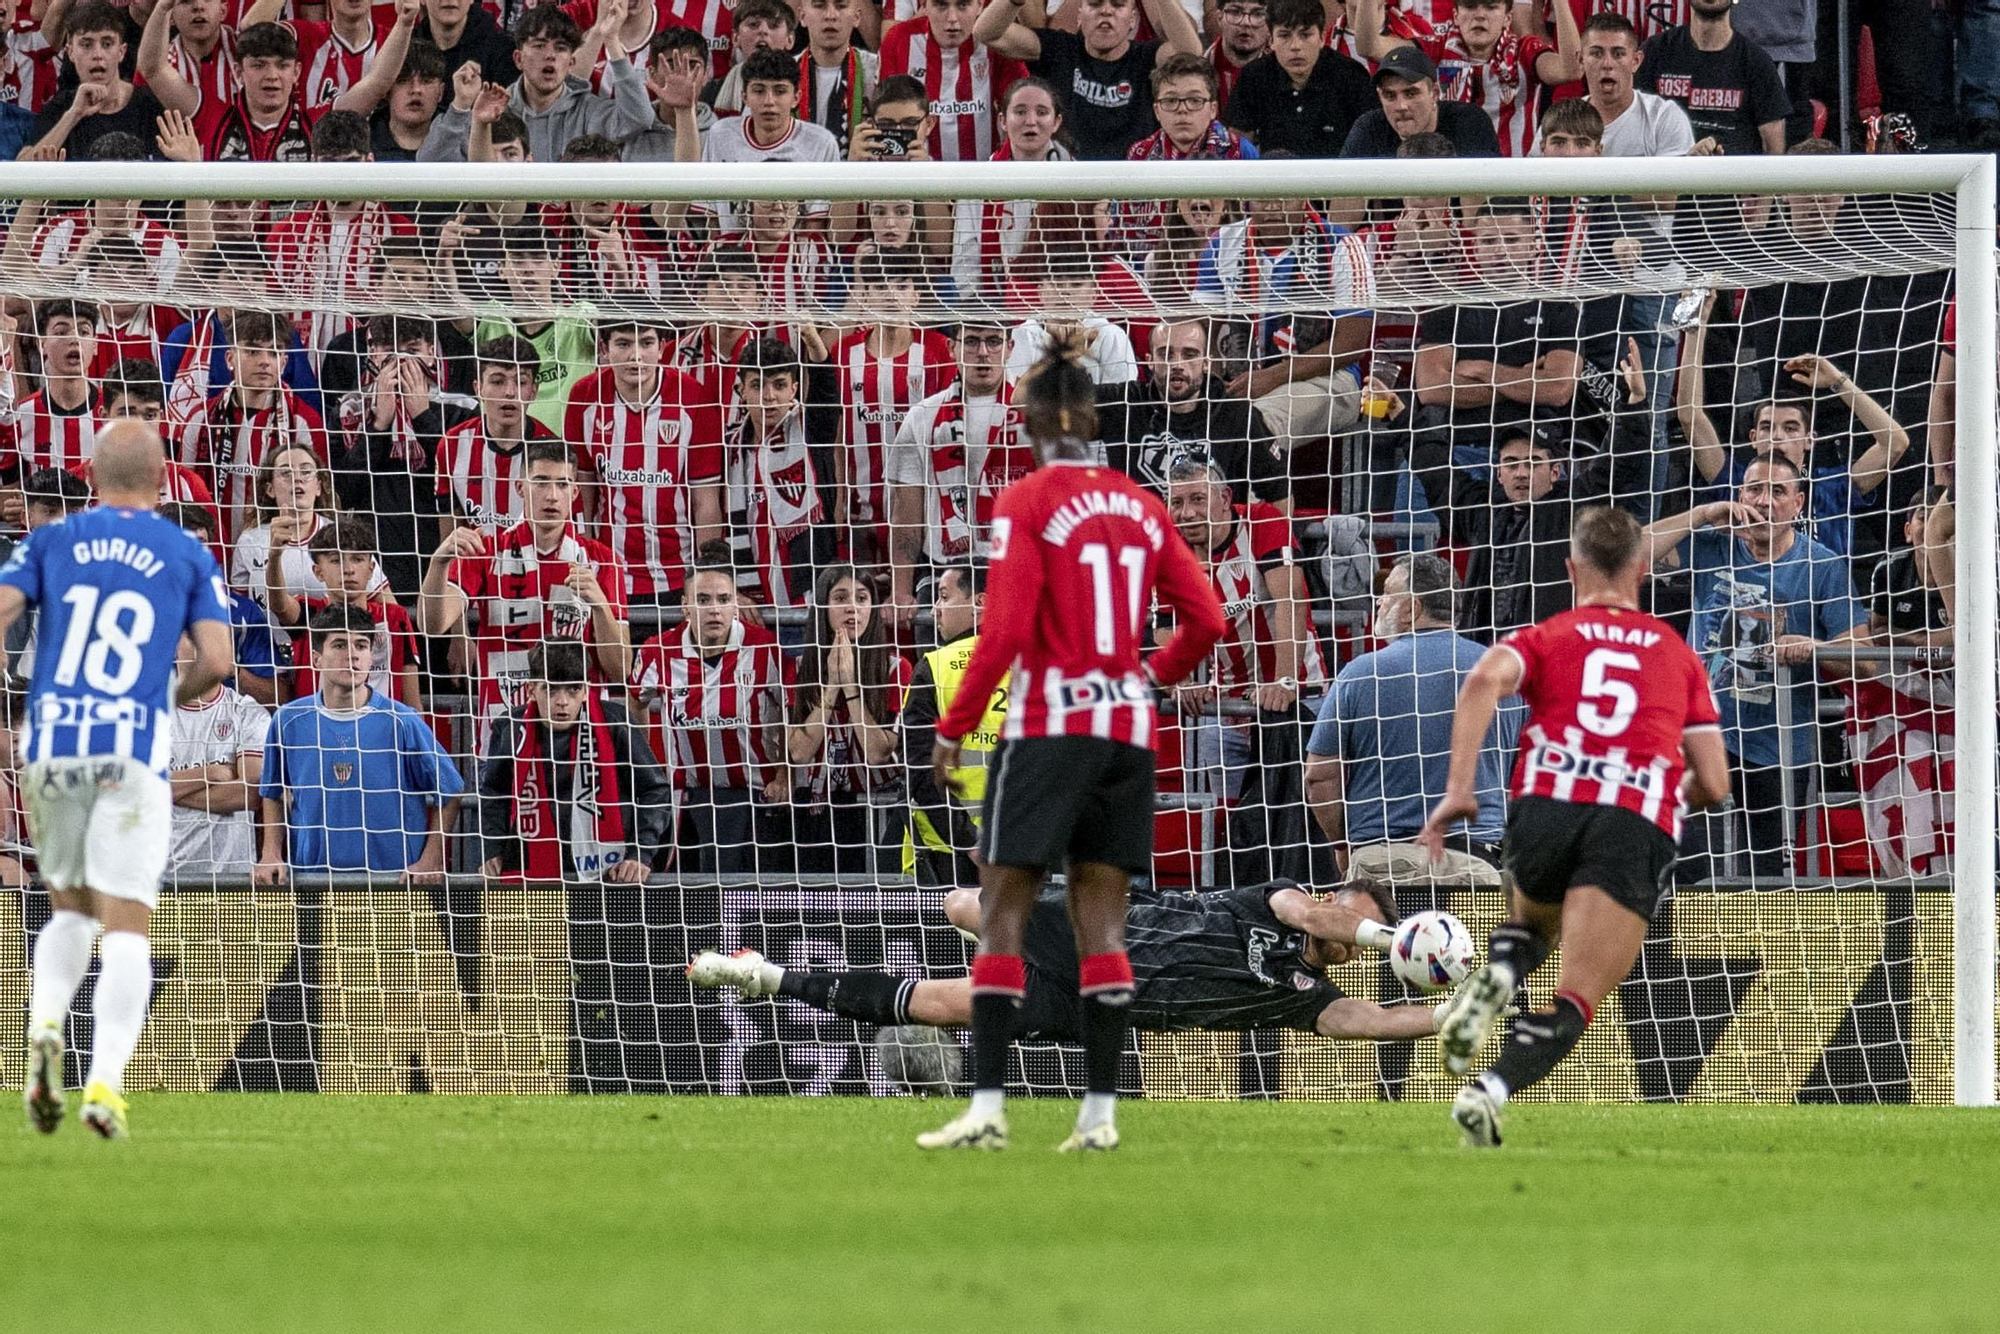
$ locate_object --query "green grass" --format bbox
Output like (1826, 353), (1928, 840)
(4, 1097), (1995, 1333)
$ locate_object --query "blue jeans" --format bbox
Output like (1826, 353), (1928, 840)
(1624, 293), (1678, 519)
(1964, 0), (2000, 121)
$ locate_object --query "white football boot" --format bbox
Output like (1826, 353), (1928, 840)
(915, 1106), (1009, 1151)
(1055, 1123), (1119, 1153)
(1438, 962), (1515, 1076)
(684, 949), (781, 997)
(23, 1023), (63, 1134)
(1453, 1082), (1504, 1149)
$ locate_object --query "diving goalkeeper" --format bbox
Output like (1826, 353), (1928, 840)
(687, 880), (1462, 1042)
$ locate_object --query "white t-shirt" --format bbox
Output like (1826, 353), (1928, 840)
(887, 385), (1015, 563)
(1598, 91), (1696, 158)
(168, 687), (272, 878)
(1006, 317), (1138, 387)
(698, 116), (841, 232)
(231, 514), (390, 608)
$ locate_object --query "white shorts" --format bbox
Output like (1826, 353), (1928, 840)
(22, 756), (172, 908)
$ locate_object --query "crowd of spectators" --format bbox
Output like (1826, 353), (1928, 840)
(0, 0), (1970, 892)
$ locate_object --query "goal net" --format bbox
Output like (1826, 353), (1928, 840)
(0, 155), (1989, 1106)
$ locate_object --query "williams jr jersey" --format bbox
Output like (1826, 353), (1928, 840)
(1499, 605), (1720, 839)
(0, 506), (230, 775)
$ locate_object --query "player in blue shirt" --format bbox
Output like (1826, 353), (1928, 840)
(255, 604), (464, 884)
(0, 422), (235, 1140)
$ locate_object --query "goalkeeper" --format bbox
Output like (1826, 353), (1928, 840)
(687, 881), (1456, 1042)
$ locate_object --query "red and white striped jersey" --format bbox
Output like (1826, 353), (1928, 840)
(156, 27), (241, 111)
(435, 415), (559, 531)
(877, 18), (1023, 163)
(91, 304), (184, 378)
(540, 203), (673, 301)
(265, 203), (417, 355)
(1325, 3), (1434, 66)
(1416, 26), (1557, 158)
(936, 461), (1228, 749)
(671, 324), (764, 421)
(565, 0), (732, 81)
(0, 15), (55, 112)
(1559, 0), (1685, 46)
(0, 389), (97, 478)
(831, 327), (954, 529)
(31, 213), (184, 293)
(564, 367), (723, 598)
(630, 619), (785, 792)
(1840, 667), (1955, 880)
(449, 521), (629, 719)
(1500, 605), (1720, 840)
(742, 232), (832, 324)
(287, 594), (421, 702)
(1201, 503), (1328, 697)
(1207, 42), (1253, 112)
(288, 16), (394, 109)
(172, 388), (328, 542)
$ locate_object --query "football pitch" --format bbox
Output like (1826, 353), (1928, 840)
(5, 1097), (1994, 1333)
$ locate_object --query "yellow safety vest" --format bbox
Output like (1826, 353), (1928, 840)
(903, 635), (1008, 867)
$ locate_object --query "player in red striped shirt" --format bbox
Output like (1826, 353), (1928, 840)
(1352, 0), (1579, 156)
(1418, 507), (1729, 1148)
(628, 543), (788, 872)
(1, 300), (101, 489)
(421, 439), (630, 748)
(436, 336), (561, 533)
(829, 251), (955, 562)
(919, 333), (1227, 1153)
(171, 310), (328, 542)
(567, 317), (724, 604)
(877, 0), (1023, 162)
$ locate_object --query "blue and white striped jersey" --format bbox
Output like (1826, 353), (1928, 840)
(0, 506), (230, 774)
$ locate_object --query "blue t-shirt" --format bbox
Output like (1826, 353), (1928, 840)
(1679, 527), (1865, 766)
(260, 691), (465, 872)
(1306, 628), (1522, 844)
(227, 589), (284, 685)
(1710, 455), (1871, 558)
(0, 507), (229, 774)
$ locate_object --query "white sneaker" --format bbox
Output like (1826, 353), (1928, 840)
(23, 1023), (63, 1135)
(915, 1106), (1008, 1151)
(1055, 1123), (1119, 1153)
(684, 949), (780, 997)
(1438, 963), (1513, 1076)
(1453, 1083), (1504, 1148)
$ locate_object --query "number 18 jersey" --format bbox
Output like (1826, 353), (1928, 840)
(1498, 605), (1720, 839)
(0, 506), (231, 774)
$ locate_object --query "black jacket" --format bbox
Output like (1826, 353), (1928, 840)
(478, 700), (673, 876)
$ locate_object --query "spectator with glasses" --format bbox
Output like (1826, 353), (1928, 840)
(1109, 55), (1256, 253)
(1205, 0), (1269, 111)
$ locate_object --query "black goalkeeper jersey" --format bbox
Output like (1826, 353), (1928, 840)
(1019, 882), (1344, 1036)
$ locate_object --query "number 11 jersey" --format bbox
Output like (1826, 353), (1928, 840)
(0, 506), (231, 773)
(1498, 605), (1720, 840)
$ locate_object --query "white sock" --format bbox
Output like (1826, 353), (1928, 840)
(1475, 1072), (1512, 1105)
(969, 1089), (1005, 1119)
(1077, 1092), (1117, 1132)
(85, 931), (153, 1094)
(28, 910), (96, 1032)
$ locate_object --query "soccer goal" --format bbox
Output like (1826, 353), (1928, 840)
(0, 153), (1988, 1108)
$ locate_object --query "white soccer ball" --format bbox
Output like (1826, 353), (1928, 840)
(1389, 911), (1476, 993)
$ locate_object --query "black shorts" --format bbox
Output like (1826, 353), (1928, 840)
(979, 736), (1155, 875)
(1503, 796), (1679, 922)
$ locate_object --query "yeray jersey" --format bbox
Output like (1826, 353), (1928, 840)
(937, 460), (1227, 749)
(1499, 605), (1720, 839)
(0, 507), (231, 775)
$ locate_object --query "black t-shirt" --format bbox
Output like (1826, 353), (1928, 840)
(1093, 377), (1288, 503)
(1417, 299), (1583, 437)
(1221, 48), (1377, 158)
(1339, 99), (1501, 158)
(1032, 30), (1160, 160)
(1635, 27), (1790, 157)
(1869, 549), (1948, 638)
(32, 85), (165, 160)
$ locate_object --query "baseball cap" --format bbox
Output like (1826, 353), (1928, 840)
(1373, 45), (1437, 85)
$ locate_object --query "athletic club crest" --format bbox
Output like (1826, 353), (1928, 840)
(215, 720), (233, 740)
(333, 762), (354, 784)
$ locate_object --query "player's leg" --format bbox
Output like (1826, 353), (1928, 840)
(686, 949), (970, 1025)
(75, 761), (171, 1139)
(20, 762), (97, 1134)
(916, 862), (1040, 1149)
(1439, 887), (1560, 1077)
(1454, 885), (1649, 1149)
(1062, 859), (1132, 1151)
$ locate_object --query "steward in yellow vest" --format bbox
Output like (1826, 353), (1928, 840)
(901, 564), (1004, 887)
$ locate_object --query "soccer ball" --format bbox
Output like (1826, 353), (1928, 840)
(875, 1026), (960, 1096)
(1389, 911), (1476, 992)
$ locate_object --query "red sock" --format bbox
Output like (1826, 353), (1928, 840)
(1079, 952), (1134, 998)
(970, 953), (1026, 997)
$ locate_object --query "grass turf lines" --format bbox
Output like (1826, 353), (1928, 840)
(4, 1097), (1993, 1333)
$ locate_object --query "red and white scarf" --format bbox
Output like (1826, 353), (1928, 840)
(725, 407), (822, 609)
(270, 202), (408, 356)
(166, 310), (221, 434)
(1843, 667), (1956, 879)
(927, 384), (1026, 557)
(512, 692), (628, 881)
(971, 139), (1073, 299)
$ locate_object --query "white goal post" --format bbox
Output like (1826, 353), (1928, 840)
(0, 153), (1989, 1106)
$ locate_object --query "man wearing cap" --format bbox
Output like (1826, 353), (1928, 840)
(1338, 45), (1501, 158)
